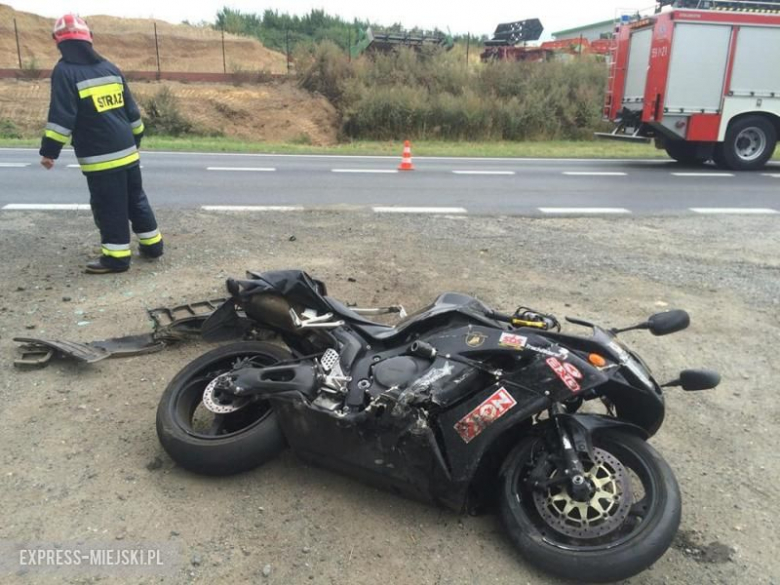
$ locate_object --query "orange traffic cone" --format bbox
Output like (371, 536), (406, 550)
(398, 140), (414, 171)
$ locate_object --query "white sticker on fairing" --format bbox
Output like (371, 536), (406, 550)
(498, 333), (527, 349)
(608, 341), (654, 388)
(412, 361), (454, 390)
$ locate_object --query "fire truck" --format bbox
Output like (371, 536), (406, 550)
(599, 0), (780, 170)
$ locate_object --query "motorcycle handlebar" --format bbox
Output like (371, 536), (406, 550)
(488, 309), (559, 331)
(489, 310), (516, 323)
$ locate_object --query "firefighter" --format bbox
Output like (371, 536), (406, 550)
(40, 14), (163, 274)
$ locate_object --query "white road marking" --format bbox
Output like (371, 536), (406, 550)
(563, 171), (627, 176)
(690, 208), (778, 215)
(539, 207), (631, 214)
(8, 147), (780, 166)
(206, 167), (276, 172)
(452, 170), (515, 175)
(332, 169), (398, 174)
(2, 203), (90, 210)
(201, 205), (303, 211)
(762, 173), (780, 178)
(0, 163), (30, 167)
(373, 206), (467, 214)
(672, 172), (734, 177)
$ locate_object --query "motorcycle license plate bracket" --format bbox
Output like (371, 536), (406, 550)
(12, 297), (251, 369)
(13, 345), (55, 368)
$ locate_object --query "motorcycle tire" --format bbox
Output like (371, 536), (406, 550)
(499, 430), (681, 583)
(156, 341), (291, 476)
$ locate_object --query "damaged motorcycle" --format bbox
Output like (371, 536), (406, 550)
(155, 270), (720, 583)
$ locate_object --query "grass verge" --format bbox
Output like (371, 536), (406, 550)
(0, 137), (667, 159)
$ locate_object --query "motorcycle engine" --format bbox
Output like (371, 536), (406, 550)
(373, 356), (430, 390)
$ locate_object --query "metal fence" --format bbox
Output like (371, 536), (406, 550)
(0, 17), (292, 77)
(1, 18), (475, 81)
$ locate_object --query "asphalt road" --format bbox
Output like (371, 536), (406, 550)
(1, 147), (779, 216)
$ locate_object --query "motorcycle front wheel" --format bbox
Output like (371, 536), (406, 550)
(156, 341), (291, 476)
(499, 430), (681, 583)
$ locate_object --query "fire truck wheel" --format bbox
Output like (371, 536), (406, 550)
(715, 116), (777, 171)
(663, 141), (708, 166)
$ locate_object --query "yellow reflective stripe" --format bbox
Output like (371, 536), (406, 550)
(101, 247), (132, 258)
(132, 122), (145, 136)
(78, 83), (123, 100)
(139, 233), (162, 246)
(80, 152), (140, 173)
(44, 129), (69, 144)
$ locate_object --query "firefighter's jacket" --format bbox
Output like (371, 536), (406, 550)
(40, 59), (145, 174)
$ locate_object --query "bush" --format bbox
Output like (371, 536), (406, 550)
(300, 43), (609, 142)
(298, 40), (352, 105)
(0, 118), (22, 139)
(141, 87), (194, 136)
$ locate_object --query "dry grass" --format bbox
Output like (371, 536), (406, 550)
(0, 78), (339, 145)
(0, 3), (286, 73)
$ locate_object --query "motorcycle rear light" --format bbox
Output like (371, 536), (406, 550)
(589, 353), (607, 367)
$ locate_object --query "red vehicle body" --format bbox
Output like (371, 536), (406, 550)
(600, 9), (780, 170)
(480, 37), (614, 63)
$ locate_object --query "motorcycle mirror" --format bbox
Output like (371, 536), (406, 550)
(662, 369), (720, 391)
(611, 310), (690, 336)
(647, 310), (690, 336)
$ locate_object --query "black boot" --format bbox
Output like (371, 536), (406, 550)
(85, 258), (130, 274)
(138, 239), (164, 259)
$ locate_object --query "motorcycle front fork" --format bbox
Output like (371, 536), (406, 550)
(545, 403), (592, 500)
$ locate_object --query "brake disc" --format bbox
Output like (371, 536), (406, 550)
(532, 447), (633, 539)
(202, 374), (250, 414)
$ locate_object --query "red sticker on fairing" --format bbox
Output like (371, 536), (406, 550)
(546, 357), (582, 393)
(563, 362), (583, 380)
(454, 387), (517, 444)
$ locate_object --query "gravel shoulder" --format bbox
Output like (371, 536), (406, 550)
(0, 210), (778, 584)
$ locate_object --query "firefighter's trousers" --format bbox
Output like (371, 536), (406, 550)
(86, 164), (162, 269)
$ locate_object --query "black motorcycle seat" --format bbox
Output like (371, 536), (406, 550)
(325, 292), (489, 341)
(325, 297), (391, 328)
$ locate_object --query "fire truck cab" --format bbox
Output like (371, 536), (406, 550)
(600, 6), (780, 170)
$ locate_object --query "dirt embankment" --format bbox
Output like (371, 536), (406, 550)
(0, 210), (778, 584)
(0, 78), (339, 145)
(0, 4), (340, 144)
(0, 4), (287, 73)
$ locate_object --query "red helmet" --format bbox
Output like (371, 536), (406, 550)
(52, 14), (92, 44)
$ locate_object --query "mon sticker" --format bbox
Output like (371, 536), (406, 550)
(454, 387), (517, 443)
(546, 357), (582, 393)
(498, 332), (527, 350)
(563, 362), (582, 380)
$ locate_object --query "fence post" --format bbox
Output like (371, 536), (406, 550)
(221, 26), (227, 73)
(286, 29), (291, 74)
(466, 33), (470, 67)
(154, 22), (161, 78)
(14, 18), (23, 69)
(348, 28), (351, 62)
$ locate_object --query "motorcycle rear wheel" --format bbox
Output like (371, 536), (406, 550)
(499, 430), (681, 583)
(156, 341), (291, 476)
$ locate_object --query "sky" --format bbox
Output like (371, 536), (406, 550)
(8, 1), (658, 37)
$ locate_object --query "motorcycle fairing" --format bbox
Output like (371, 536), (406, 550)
(538, 329), (666, 436)
(270, 396), (446, 505)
